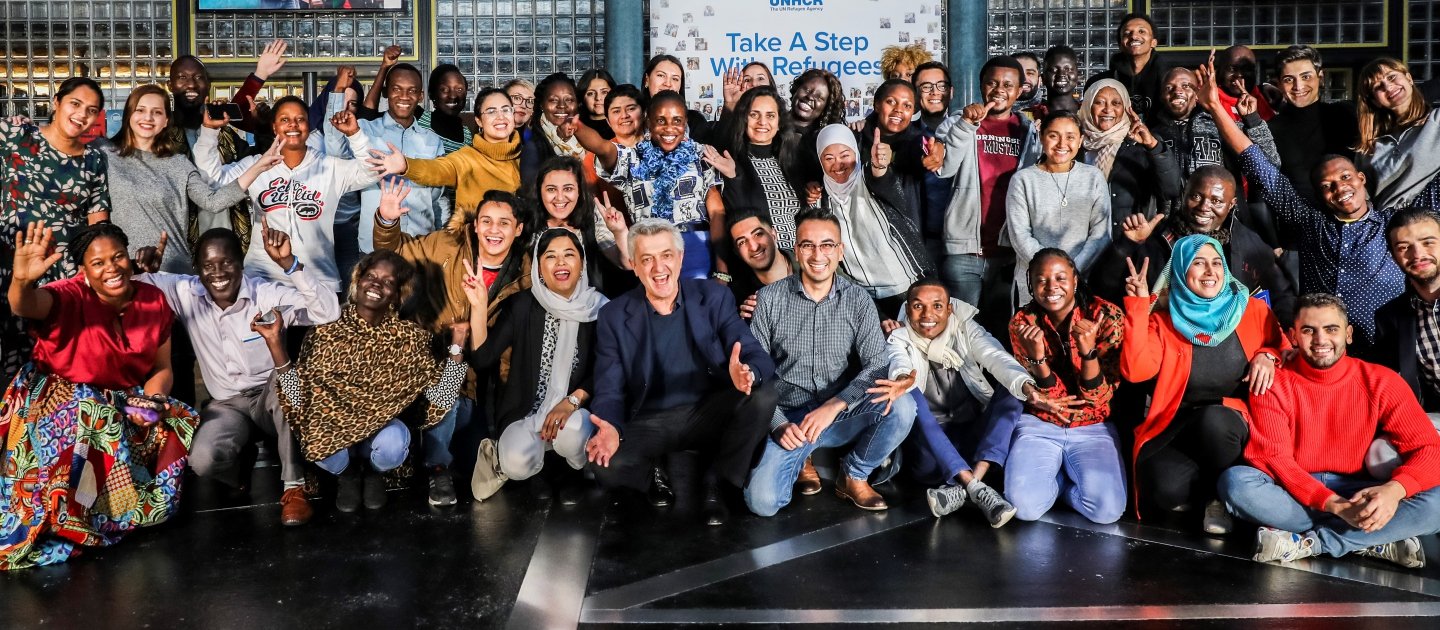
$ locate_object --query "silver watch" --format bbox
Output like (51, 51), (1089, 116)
(447, 343), (463, 356)
(566, 394), (582, 407)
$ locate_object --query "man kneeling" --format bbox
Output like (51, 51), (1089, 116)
(1220, 293), (1440, 568)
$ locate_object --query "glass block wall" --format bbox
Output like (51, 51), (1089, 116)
(986, 0), (1129, 81)
(435, 0), (606, 90)
(1, 0), (175, 118)
(193, 5), (417, 61)
(1148, 0), (1387, 49)
(1410, 0), (1440, 81)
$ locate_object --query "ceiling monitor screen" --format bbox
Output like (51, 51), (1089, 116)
(197, 1), (405, 11)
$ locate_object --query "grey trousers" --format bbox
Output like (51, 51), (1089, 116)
(190, 378), (305, 486)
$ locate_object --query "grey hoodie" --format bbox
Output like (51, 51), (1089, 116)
(933, 112), (1042, 256)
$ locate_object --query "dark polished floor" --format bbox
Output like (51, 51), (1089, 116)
(4, 457), (1440, 630)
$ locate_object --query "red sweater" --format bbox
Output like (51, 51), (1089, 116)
(1246, 355), (1440, 511)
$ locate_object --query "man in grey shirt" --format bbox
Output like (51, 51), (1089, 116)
(745, 209), (918, 516)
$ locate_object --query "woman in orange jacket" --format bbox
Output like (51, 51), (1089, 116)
(1120, 234), (1288, 535)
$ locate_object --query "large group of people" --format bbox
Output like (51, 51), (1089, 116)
(2, 14), (1439, 574)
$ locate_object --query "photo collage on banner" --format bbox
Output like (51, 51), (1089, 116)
(649, 0), (946, 121)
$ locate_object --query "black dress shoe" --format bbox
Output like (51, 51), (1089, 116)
(702, 484), (730, 526)
(648, 466), (674, 507)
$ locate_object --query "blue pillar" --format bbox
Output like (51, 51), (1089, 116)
(606, 0), (646, 86)
(947, 0), (989, 103)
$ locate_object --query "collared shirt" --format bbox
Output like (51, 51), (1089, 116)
(137, 267), (342, 401)
(325, 97), (449, 252)
(1239, 144), (1405, 346)
(1413, 294), (1440, 397)
(750, 274), (888, 429)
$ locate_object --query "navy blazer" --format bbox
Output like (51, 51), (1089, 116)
(591, 278), (776, 435)
(1373, 291), (1438, 412)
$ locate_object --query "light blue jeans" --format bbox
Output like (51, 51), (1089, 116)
(1219, 465), (1440, 557)
(1004, 415), (1127, 524)
(316, 419), (411, 475)
(745, 395), (917, 517)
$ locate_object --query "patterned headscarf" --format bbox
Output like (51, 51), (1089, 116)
(1078, 78), (1132, 178)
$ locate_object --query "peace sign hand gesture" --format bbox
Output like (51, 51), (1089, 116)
(1124, 256), (1151, 299)
(595, 191), (627, 235)
(460, 258), (489, 310)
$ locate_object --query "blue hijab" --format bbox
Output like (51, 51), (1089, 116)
(1163, 235), (1249, 347)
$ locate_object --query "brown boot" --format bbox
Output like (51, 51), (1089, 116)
(280, 486), (313, 526)
(835, 475), (888, 511)
(795, 457), (822, 496)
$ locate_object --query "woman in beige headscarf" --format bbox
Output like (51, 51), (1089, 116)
(1078, 78), (1133, 179)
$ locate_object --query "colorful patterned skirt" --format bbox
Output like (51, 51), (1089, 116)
(0, 364), (198, 570)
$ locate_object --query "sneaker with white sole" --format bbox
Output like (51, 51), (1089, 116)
(968, 480), (1017, 528)
(1202, 500), (1232, 535)
(1354, 537), (1427, 569)
(925, 484), (966, 518)
(1253, 526), (1320, 563)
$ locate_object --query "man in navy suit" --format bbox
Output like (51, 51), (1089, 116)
(587, 219), (779, 525)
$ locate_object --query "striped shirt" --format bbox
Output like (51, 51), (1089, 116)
(750, 274), (888, 430)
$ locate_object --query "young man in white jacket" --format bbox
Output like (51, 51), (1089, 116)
(194, 96), (381, 293)
(873, 278), (1073, 526)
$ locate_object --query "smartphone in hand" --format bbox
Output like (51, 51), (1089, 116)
(206, 102), (244, 120)
(257, 304), (294, 326)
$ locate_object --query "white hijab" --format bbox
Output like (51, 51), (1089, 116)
(528, 230), (608, 414)
(816, 124), (861, 205)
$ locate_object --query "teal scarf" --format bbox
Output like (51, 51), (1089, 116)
(1159, 235), (1249, 347)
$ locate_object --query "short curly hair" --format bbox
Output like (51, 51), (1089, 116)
(880, 43), (933, 79)
(348, 249), (417, 307)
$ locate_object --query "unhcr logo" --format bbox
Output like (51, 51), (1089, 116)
(770, 0), (823, 11)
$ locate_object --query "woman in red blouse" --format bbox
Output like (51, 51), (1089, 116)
(0, 222), (198, 570)
(1005, 248), (1128, 524)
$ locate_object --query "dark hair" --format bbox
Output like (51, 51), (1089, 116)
(535, 227), (586, 263)
(724, 207), (773, 236)
(272, 95), (307, 120)
(873, 78), (917, 109)
(1308, 154), (1357, 196)
(643, 54), (687, 98)
(1385, 207), (1440, 246)
(473, 87), (510, 117)
(384, 63), (423, 93)
(1044, 45), (1079, 66)
(69, 222), (129, 268)
(1275, 45), (1323, 73)
(1039, 110), (1080, 133)
(603, 83), (644, 114)
(531, 72), (579, 139)
(741, 61), (778, 90)
(1116, 12), (1158, 45)
(794, 206), (841, 233)
(979, 56), (1025, 81)
(349, 250), (417, 307)
(428, 64), (467, 103)
(577, 68), (617, 119)
(1295, 292), (1348, 321)
(1011, 51), (1041, 68)
(905, 276), (949, 303)
(55, 76), (105, 108)
(910, 61), (952, 88)
(646, 90), (688, 123)
(789, 69), (847, 126)
(1027, 248), (1093, 309)
(729, 85), (789, 151)
(479, 189), (529, 228)
(1188, 164), (1238, 193)
(193, 227), (244, 268)
(531, 156), (594, 236)
(111, 84), (182, 158)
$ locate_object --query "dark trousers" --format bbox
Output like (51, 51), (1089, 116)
(1139, 404), (1248, 510)
(591, 380), (777, 492)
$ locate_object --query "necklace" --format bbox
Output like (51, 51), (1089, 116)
(1046, 163), (1073, 207)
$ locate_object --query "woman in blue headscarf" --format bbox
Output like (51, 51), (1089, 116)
(1118, 234), (1289, 535)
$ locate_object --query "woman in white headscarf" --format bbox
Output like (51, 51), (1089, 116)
(815, 123), (934, 316)
(465, 228), (609, 501)
(1078, 78), (1133, 179)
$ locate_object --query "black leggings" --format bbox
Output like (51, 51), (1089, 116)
(1139, 405), (1248, 510)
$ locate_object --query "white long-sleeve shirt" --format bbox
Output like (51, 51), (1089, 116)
(193, 127), (380, 291)
(137, 266), (342, 401)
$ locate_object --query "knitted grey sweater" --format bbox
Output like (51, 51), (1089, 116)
(102, 146), (248, 273)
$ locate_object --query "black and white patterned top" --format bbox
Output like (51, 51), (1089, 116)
(1413, 295), (1440, 397)
(527, 312), (582, 416)
(597, 143), (718, 226)
(751, 154), (800, 250)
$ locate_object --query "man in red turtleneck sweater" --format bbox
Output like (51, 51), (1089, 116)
(1219, 293), (1440, 569)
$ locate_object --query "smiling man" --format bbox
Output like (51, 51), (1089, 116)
(1219, 293), (1440, 570)
(1375, 209), (1440, 422)
(135, 225), (340, 527)
(1266, 46), (1359, 206)
(1087, 13), (1169, 123)
(725, 209), (794, 320)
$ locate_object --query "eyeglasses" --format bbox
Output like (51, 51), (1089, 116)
(508, 96), (535, 107)
(796, 241), (839, 254)
(917, 81), (950, 94)
(481, 105), (516, 117)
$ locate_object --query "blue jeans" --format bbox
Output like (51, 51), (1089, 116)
(942, 253), (1015, 338)
(902, 388), (1023, 486)
(745, 395), (917, 517)
(1219, 466), (1440, 557)
(423, 396), (473, 468)
(316, 419), (411, 475)
(1004, 415), (1127, 524)
(680, 230), (710, 280)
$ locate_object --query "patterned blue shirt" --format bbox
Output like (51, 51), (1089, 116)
(1238, 144), (1409, 349)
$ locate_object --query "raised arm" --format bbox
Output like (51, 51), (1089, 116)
(574, 116), (619, 172)
(364, 46), (403, 113)
(6, 222), (62, 320)
(193, 112), (261, 186)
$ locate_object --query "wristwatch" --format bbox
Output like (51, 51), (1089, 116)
(566, 394), (582, 408)
(447, 343), (463, 357)
(1080, 347), (1100, 361)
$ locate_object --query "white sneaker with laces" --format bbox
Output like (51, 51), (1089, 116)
(1354, 537), (1427, 569)
(1253, 526), (1320, 563)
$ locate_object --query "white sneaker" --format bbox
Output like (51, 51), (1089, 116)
(968, 480), (1018, 528)
(1202, 500), (1233, 535)
(1354, 537), (1427, 569)
(925, 484), (966, 518)
(1253, 526), (1319, 563)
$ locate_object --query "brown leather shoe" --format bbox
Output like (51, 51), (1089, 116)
(795, 457), (822, 496)
(280, 486), (313, 526)
(835, 476), (888, 511)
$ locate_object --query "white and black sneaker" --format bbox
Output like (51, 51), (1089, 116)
(1253, 527), (1320, 563)
(967, 480), (1018, 528)
(926, 484), (966, 518)
(1354, 537), (1427, 569)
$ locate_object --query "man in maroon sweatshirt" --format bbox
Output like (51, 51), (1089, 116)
(1219, 293), (1440, 569)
